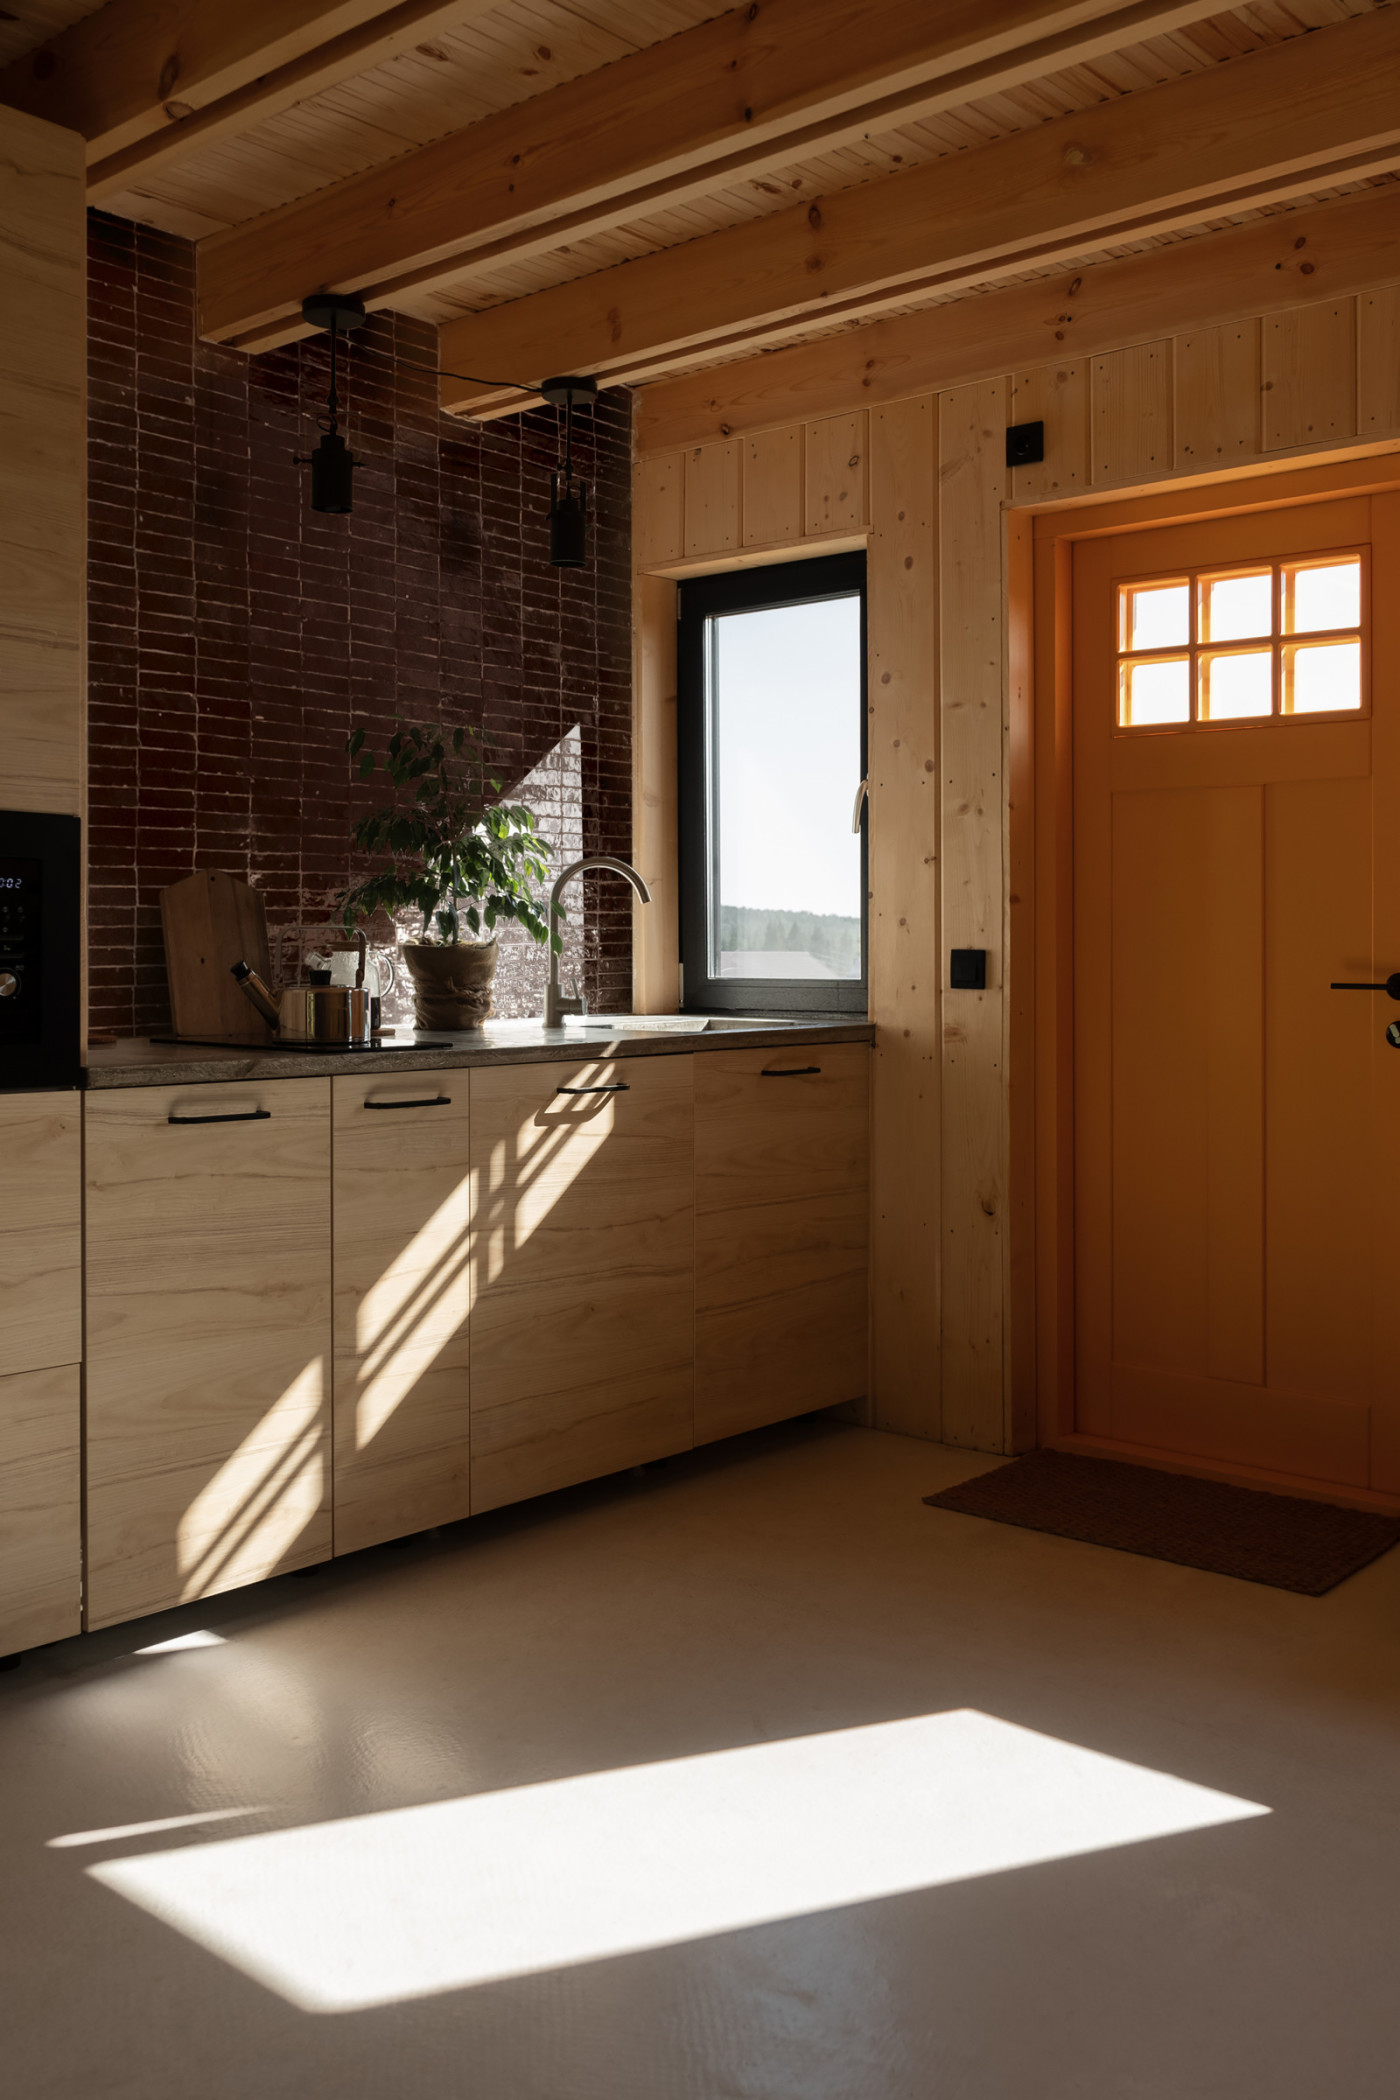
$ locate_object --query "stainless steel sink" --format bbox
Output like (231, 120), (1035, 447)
(562, 1014), (708, 1032)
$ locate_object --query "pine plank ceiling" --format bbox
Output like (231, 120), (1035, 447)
(2, 0), (1396, 399)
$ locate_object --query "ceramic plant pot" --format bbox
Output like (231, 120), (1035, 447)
(402, 937), (498, 1030)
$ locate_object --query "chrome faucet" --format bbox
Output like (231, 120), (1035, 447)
(544, 856), (651, 1028)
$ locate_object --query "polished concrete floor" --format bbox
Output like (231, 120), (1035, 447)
(5, 1418), (1400, 2099)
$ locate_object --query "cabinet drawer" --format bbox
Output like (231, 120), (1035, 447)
(694, 1045), (869, 1211)
(0, 1093), (80, 1378)
(469, 1054), (694, 1511)
(0, 1363), (79, 1656)
(332, 1074), (471, 1553)
(85, 1079), (332, 1628)
(695, 1044), (868, 1442)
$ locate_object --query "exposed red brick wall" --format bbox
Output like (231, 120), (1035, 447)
(86, 210), (633, 1038)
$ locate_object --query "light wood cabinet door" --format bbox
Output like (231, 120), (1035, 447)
(695, 1045), (869, 1442)
(469, 1054), (694, 1512)
(332, 1074), (471, 1553)
(0, 1364), (79, 1656)
(0, 1092), (81, 1379)
(85, 1080), (332, 1629)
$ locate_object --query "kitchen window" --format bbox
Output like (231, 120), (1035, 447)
(677, 552), (867, 1014)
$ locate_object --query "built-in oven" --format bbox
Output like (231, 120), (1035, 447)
(0, 810), (81, 1092)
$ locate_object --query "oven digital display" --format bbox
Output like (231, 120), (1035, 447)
(0, 855), (42, 1046)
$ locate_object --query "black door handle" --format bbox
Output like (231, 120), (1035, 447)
(556, 1083), (630, 1094)
(761, 1066), (821, 1078)
(1330, 974), (1400, 999)
(168, 1108), (272, 1125)
(364, 1095), (452, 1110)
(1387, 1023), (1400, 1050)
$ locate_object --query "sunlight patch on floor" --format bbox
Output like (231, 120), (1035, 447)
(135, 1631), (227, 1655)
(85, 1710), (1268, 2012)
(51, 1806), (267, 1850)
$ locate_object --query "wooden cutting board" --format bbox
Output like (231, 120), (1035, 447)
(160, 871), (273, 1041)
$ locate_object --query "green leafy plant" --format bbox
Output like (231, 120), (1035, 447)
(339, 718), (558, 949)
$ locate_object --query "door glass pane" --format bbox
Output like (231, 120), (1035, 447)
(1121, 582), (1188, 651)
(1283, 557), (1361, 634)
(1199, 570), (1271, 643)
(711, 595), (863, 981)
(1283, 638), (1362, 714)
(1119, 656), (1190, 727)
(1200, 648), (1273, 720)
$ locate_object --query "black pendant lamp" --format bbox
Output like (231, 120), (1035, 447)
(294, 295), (598, 567)
(296, 294), (366, 513)
(540, 374), (597, 568)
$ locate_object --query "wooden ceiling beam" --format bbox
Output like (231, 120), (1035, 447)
(198, 0), (1230, 351)
(634, 186), (1400, 452)
(433, 6), (1400, 416)
(0, 0), (502, 182)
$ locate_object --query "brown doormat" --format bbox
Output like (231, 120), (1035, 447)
(923, 1448), (1400, 1594)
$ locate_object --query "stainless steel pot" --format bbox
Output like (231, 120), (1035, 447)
(231, 961), (370, 1044)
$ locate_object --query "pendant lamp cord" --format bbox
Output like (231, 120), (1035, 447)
(324, 332), (568, 398)
(309, 317), (347, 438)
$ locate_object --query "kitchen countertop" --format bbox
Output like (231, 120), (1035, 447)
(82, 1015), (874, 1089)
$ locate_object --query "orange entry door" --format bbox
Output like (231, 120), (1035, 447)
(1072, 488), (1400, 1493)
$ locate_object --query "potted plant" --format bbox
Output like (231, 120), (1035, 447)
(339, 717), (558, 1029)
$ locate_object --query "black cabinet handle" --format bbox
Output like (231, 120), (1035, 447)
(556, 1082), (630, 1094)
(1331, 974), (1400, 1000)
(364, 1095), (452, 1110)
(761, 1066), (821, 1078)
(168, 1108), (272, 1126)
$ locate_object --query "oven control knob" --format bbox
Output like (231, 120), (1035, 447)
(0, 972), (17, 998)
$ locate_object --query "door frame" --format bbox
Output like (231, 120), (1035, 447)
(1015, 444), (1400, 1507)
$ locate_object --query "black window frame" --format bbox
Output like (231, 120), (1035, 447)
(677, 551), (868, 1015)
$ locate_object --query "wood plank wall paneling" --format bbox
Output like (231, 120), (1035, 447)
(744, 427), (803, 547)
(683, 441), (740, 557)
(805, 412), (868, 535)
(1263, 301), (1357, 451)
(635, 451), (684, 568)
(867, 397), (940, 1438)
(632, 273), (1400, 1453)
(0, 105), (86, 819)
(1092, 342), (1173, 486)
(1009, 362), (1087, 504)
(938, 381), (1008, 1449)
(1359, 288), (1400, 438)
(632, 571), (680, 1013)
(1175, 321), (1260, 469)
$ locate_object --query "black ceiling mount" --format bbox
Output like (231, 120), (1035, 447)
(539, 374), (598, 409)
(300, 293), (368, 334)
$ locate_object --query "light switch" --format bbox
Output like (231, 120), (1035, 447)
(950, 948), (987, 990)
